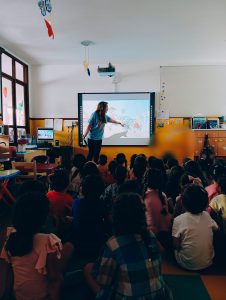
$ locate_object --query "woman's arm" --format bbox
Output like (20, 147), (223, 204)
(109, 118), (125, 126)
(83, 124), (92, 139)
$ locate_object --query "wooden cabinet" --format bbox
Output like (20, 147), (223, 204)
(193, 130), (226, 157)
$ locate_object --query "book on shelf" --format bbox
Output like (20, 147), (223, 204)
(192, 117), (207, 129)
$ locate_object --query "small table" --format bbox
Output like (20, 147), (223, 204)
(14, 163), (57, 175)
(0, 169), (20, 204)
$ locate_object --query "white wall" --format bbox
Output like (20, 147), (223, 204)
(160, 66), (226, 117)
(30, 63), (160, 118)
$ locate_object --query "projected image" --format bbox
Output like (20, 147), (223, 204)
(79, 93), (154, 146)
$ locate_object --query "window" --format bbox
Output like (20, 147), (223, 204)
(0, 49), (29, 143)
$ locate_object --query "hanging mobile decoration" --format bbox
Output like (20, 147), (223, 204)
(81, 40), (93, 76)
(38, 0), (54, 39)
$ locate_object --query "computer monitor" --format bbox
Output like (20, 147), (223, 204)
(37, 128), (54, 143)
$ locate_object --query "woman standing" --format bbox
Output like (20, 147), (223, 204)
(83, 101), (124, 163)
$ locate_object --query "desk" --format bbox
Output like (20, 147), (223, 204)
(0, 169), (20, 204)
(16, 149), (47, 162)
(15, 163), (57, 175)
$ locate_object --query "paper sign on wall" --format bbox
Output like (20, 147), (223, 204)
(54, 119), (63, 131)
(64, 120), (74, 127)
(45, 119), (54, 128)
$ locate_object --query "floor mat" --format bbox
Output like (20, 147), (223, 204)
(164, 274), (211, 300)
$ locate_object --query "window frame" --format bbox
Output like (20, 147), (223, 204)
(0, 48), (30, 144)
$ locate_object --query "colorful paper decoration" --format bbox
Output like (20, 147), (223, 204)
(38, 0), (54, 39)
(81, 40), (93, 76)
(83, 60), (91, 76)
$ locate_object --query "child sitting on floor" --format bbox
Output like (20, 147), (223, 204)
(68, 153), (87, 197)
(206, 164), (226, 202)
(101, 165), (127, 215)
(209, 176), (226, 230)
(84, 192), (172, 300)
(47, 169), (73, 234)
(0, 192), (73, 300)
(172, 184), (218, 270)
(97, 154), (108, 180)
(72, 174), (106, 257)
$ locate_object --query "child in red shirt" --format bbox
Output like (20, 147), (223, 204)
(47, 169), (73, 233)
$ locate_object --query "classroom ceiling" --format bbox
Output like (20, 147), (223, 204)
(0, 0), (226, 65)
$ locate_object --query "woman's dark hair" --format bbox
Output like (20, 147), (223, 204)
(6, 192), (49, 257)
(96, 101), (108, 123)
(182, 184), (208, 214)
(118, 180), (143, 195)
(82, 175), (105, 200)
(82, 161), (99, 177)
(114, 165), (127, 184)
(217, 176), (226, 194)
(115, 153), (127, 168)
(99, 154), (107, 166)
(108, 160), (118, 175)
(129, 154), (137, 169)
(49, 169), (69, 192)
(73, 154), (87, 171)
(147, 168), (167, 215)
(113, 193), (154, 258)
(19, 180), (46, 196)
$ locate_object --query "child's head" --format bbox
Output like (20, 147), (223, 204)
(217, 176), (226, 195)
(113, 192), (146, 236)
(114, 165), (127, 184)
(180, 173), (191, 189)
(162, 153), (175, 166)
(99, 154), (107, 166)
(129, 154), (137, 169)
(108, 160), (118, 175)
(19, 180), (46, 196)
(210, 164), (226, 182)
(82, 174), (105, 200)
(147, 168), (163, 190)
(169, 166), (184, 181)
(147, 156), (157, 168)
(133, 155), (147, 180)
(6, 192), (49, 257)
(167, 158), (179, 170)
(50, 169), (69, 192)
(118, 180), (142, 195)
(115, 153), (127, 166)
(148, 158), (165, 173)
(183, 160), (202, 178)
(82, 161), (99, 177)
(73, 154), (86, 171)
(182, 184), (208, 214)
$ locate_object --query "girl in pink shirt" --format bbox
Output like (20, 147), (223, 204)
(1, 192), (73, 300)
(144, 168), (172, 249)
